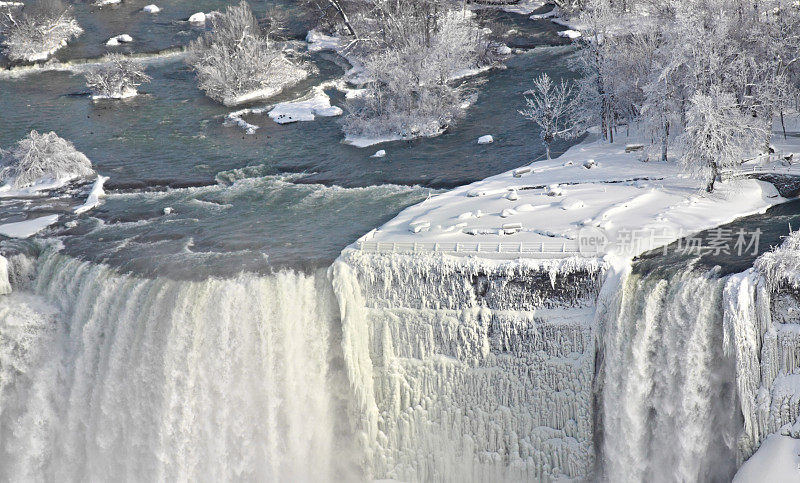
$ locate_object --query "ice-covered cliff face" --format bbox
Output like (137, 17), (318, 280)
(331, 250), (604, 481)
(725, 232), (800, 464)
(0, 247), (357, 481)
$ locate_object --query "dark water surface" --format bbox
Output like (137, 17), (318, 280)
(1, 1), (580, 277)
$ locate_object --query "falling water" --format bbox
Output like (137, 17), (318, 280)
(598, 262), (740, 482)
(0, 248), (357, 481)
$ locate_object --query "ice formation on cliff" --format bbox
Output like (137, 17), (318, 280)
(331, 250), (604, 481)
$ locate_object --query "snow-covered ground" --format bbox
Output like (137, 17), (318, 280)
(357, 131), (798, 263)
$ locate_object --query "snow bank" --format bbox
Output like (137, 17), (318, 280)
(478, 135), (494, 144)
(142, 5), (160, 14)
(734, 434), (800, 482)
(0, 215), (59, 239)
(371, 150), (386, 158)
(358, 136), (790, 261)
(91, 87), (138, 100)
(222, 87), (285, 108)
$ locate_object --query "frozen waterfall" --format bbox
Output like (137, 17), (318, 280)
(332, 250), (604, 481)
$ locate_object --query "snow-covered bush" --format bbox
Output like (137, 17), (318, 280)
(0, 0), (82, 62)
(187, 1), (308, 106)
(520, 73), (580, 159)
(0, 131), (93, 189)
(85, 54), (151, 99)
(342, 4), (494, 140)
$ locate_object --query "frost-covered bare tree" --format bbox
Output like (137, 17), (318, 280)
(85, 54), (151, 99)
(0, 0), (82, 62)
(0, 131), (93, 189)
(340, 1), (497, 140)
(682, 88), (766, 192)
(520, 73), (579, 159)
(187, 1), (308, 106)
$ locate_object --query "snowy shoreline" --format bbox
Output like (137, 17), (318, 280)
(348, 127), (800, 265)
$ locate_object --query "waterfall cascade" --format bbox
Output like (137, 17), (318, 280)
(597, 262), (739, 482)
(0, 247), (357, 482)
(4, 232), (800, 481)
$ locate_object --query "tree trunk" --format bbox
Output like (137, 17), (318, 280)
(545, 142), (551, 160)
(661, 120), (669, 162)
(328, 0), (357, 38)
(781, 109), (787, 140)
(706, 161), (718, 192)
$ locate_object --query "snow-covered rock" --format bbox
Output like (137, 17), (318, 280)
(477, 135), (494, 144)
(106, 34), (133, 46)
(188, 12), (206, 24)
(142, 4), (160, 14)
(371, 150), (386, 158)
(495, 44), (512, 56)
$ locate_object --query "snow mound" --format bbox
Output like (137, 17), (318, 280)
(478, 135), (494, 144)
(188, 12), (206, 24)
(560, 198), (585, 210)
(371, 150), (386, 158)
(106, 34), (133, 46)
(142, 5), (160, 14)
(558, 30), (582, 39)
(268, 92), (343, 124)
(0, 131), (94, 191)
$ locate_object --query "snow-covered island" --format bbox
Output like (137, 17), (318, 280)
(0, 131), (106, 238)
(187, 2), (309, 106)
(304, 4), (507, 146)
(84, 54), (150, 100)
(0, 0), (83, 62)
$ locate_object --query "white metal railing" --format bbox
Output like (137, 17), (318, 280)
(356, 240), (583, 256)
